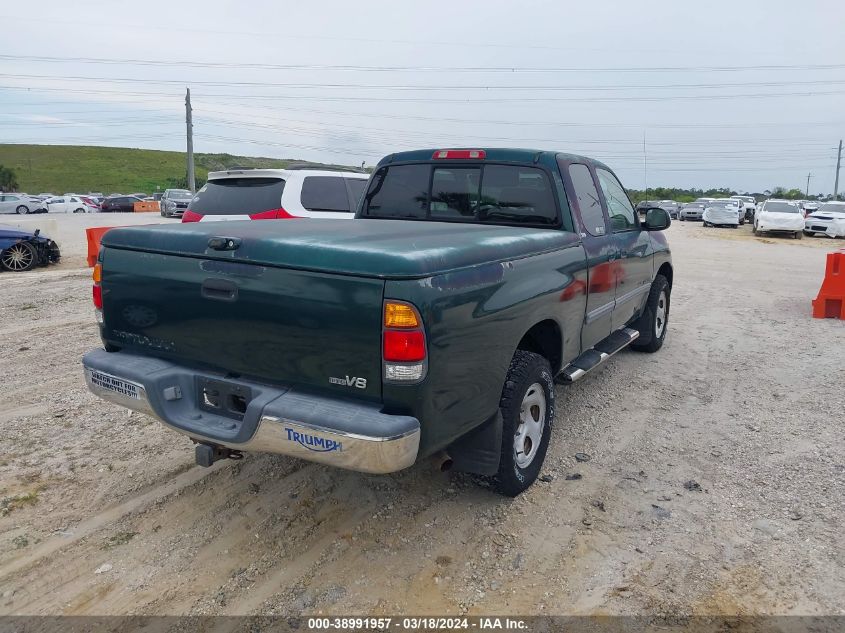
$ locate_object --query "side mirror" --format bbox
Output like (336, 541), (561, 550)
(643, 207), (671, 231)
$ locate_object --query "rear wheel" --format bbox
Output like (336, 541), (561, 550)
(15, 205), (28, 215)
(794, 231), (802, 239)
(1, 241), (38, 272)
(73, 207), (85, 214)
(494, 350), (555, 497)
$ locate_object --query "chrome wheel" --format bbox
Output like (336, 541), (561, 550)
(2, 242), (35, 271)
(655, 290), (667, 338)
(514, 382), (546, 469)
(16, 205), (28, 215)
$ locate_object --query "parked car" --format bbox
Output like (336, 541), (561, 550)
(182, 168), (369, 222)
(658, 200), (680, 219)
(798, 200), (820, 217)
(730, 195), (756, 222)
(753, 199), (804, 239)
(0, 225), (61, 272)
(804, 201), (845, 237)
(679, 202), (706, 221)
(83, 147), (673, 497)
(702, 198), (741, 228)
(46, 195), (93, 214)
(101, 196), (143, 213)
(159, 189), (194, 218)
(0, 193), (47, 215)
(635, 200), (661, 216)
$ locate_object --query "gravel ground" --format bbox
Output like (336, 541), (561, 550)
(0, 217), (842, 617)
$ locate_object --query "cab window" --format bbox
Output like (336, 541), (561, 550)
(567, 163), (606, 237)
(595, 169), (637, 231)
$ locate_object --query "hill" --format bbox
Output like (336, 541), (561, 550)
(0, 144), (356, 195)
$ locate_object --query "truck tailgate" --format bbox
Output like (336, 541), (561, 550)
(99, 247), (384, 401)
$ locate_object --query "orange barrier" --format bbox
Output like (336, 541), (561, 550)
(812, 248), (845, 319)
(133, 200), (160, 212)
(85, 226), (120, 267)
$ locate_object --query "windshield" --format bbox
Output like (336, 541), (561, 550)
(708, 201), (739, 209)
(189, 178), (285, 215)
(362, 163), (560, 227)
(816, 202), (845, 213)
(763, 201), (800, 213)
(169, 189), (192, 197)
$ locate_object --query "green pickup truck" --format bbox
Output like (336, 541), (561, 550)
(83, 148), (672, 496)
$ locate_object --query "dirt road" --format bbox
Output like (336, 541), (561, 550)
(1, 220), (842, 616)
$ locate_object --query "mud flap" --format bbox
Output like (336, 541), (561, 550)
(633, 305), (654, 345)
(448, 411), (503, 476)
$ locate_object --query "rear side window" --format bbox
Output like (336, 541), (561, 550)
(301, 176), (352, 212)
(363, 163), (558, 226)
(189, 178), (285, 215)
(363, 165), (430, 219)
(478, 165), (557, 225)
(567, 163), (606, 236)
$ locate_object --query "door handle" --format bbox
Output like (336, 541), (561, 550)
(201, 278), (239, 302)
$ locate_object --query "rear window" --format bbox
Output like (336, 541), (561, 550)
(362, 163), (559, 226)
(300, 176), (353, 212)
(763, 201), (800, 213)
(189, 178), (285, 215)
(347, 178), (367, 207)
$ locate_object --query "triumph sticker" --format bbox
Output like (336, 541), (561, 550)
(285, 428), (342, 452)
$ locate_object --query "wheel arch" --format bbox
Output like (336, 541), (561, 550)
(516, 319), (563, 375)
(657, 262), (673, 289)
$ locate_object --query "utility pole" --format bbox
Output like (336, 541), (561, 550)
(643, 130), (647, 197)
(185, 88), (196, 193)
(806, 172), (812, 198)
(834, 139), (842, 200)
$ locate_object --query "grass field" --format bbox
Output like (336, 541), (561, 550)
(0, 144), (353, 194)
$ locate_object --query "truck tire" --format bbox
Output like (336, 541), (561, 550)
(631, 275), (670, 353)
(494, 350), (555, 497)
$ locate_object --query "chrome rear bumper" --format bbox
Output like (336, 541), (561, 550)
(83, 351), (420, 474)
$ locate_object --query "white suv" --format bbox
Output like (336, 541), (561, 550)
(182, 167), (369, 222)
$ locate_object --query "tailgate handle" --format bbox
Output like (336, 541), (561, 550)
(201, 278), (238, 302)
(207, 236), (241, 251)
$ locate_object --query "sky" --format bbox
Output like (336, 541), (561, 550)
(1, 0), (844, 194)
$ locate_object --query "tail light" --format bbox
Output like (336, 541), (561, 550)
(383, 301), (426, 382)
(249, 208), (294, 220)
(92, 263), (104, 323)
(181, 210), (202, 223)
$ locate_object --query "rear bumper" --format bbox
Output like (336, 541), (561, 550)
(82, 349), (420, 474)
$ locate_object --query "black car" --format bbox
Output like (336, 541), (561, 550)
(101, 196), (143, 212)
(0, 225), (61, 272)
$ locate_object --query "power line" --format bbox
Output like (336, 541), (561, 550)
(3, 72), (845, 92)
(5, 84), (845, 103)
(3, 53), (845, 74)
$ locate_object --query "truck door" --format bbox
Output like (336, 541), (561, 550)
(593, 168), (654, 331)
(561, 161), (619, 351)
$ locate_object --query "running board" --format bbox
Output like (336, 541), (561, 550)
(557, 327), (640, 383)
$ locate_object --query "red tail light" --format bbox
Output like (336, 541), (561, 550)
(92, 283), (103, 309)
(181, 210), (202, 223)
(382, 301), (426, 381)
(383, 330), (426, 362)
(249, 208), (294, 220)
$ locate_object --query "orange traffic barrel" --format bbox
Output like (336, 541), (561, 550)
(812, 248), (845, 319)
(85, 226), (117, 267)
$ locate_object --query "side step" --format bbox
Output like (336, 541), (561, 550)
(557, 327), (640, 383)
